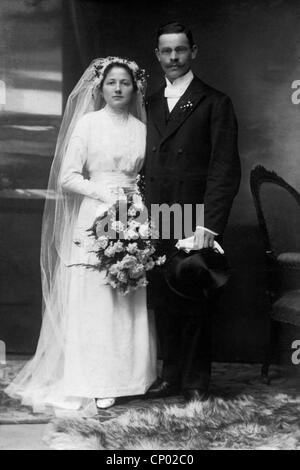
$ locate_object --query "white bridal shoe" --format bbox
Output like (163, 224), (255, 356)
(95, 397), (116, 409)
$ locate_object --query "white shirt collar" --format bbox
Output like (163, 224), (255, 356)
(165, 69), (194, 89)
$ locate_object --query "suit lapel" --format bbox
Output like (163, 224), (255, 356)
(148, 87), (167, 136)
(162, 77), (208, 144)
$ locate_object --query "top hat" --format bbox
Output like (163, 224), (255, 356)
(164, 248), (231, 300)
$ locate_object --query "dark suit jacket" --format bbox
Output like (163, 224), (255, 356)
(144, 76), (241, 237)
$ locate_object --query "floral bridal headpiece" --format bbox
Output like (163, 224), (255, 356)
(89, 56), (147, 97)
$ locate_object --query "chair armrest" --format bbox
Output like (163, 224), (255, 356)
(277, 252), (300, 268)
(275, 252), (300, 293)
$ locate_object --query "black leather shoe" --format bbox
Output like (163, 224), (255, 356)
(146, 379), (180, 399)
(184, 389), (210, 403)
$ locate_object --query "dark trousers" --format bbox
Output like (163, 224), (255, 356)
(151, 273), (212, 391)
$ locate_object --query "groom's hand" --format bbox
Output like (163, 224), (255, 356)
(193, 227), (215, 249)
(203, 230), (215, 249)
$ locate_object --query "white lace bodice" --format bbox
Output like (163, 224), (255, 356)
(60, 107), (146, 203)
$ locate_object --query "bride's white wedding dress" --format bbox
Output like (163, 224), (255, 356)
(6, 106), (157, 415)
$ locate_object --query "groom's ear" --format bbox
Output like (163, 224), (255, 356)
(155, 48), (161, 63)
(191, 44), (198, 60)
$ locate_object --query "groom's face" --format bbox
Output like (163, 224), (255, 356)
(155, 33), (197, 82)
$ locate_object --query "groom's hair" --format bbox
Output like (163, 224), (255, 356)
(156, 22), (195, 49)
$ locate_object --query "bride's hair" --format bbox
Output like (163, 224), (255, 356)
(99, 62), (138, 92)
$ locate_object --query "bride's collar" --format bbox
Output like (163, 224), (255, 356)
(103, 105), (129, 123)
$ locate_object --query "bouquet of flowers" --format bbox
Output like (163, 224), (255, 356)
(73, 190), (166, 295)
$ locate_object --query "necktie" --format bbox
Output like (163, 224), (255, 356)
(164, 84), (185, 99)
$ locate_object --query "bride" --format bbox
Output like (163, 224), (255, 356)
(5, 57), (157, 414)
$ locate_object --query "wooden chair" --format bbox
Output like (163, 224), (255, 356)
(250, 165), (300, 381)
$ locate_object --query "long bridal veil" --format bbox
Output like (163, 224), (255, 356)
(5, 58), (147, 413)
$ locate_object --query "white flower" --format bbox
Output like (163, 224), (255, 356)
(116, 271), (127, 283)
(138, 223), (150, 238)
(109, 263), (121, 275)
(104, 245), (116, 257)
(111, 221), (124, 233)
(128, 220), (140, 230)
(156, 255), (166, 266)
(149, 245), (156, 255)
(129, 264), (145, 279)
(124, 228), (139, 240)
(132, 193), (144, 210)
(145, 259), (155, 271)
(97, 235), (109, 249)
(121, 254), (137, 269)
(126, 242), (138, 254)
(138, 247), (151, 260)
(108, 278), (118, 289)
(137, 277), (148, 288)
(114, 240), (124, 253)
(128, 206), (137, 217)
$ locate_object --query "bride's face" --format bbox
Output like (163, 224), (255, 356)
(101, 66), (135, 111)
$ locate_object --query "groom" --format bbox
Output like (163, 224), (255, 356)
(144, 22), (241, 402)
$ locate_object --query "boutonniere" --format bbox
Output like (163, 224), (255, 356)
(179, 100), (194, 112)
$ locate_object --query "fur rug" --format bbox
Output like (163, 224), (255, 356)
(46, 365), (300, 450)
(46, 396), (300, 450)
(3, 360), (300, 448)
